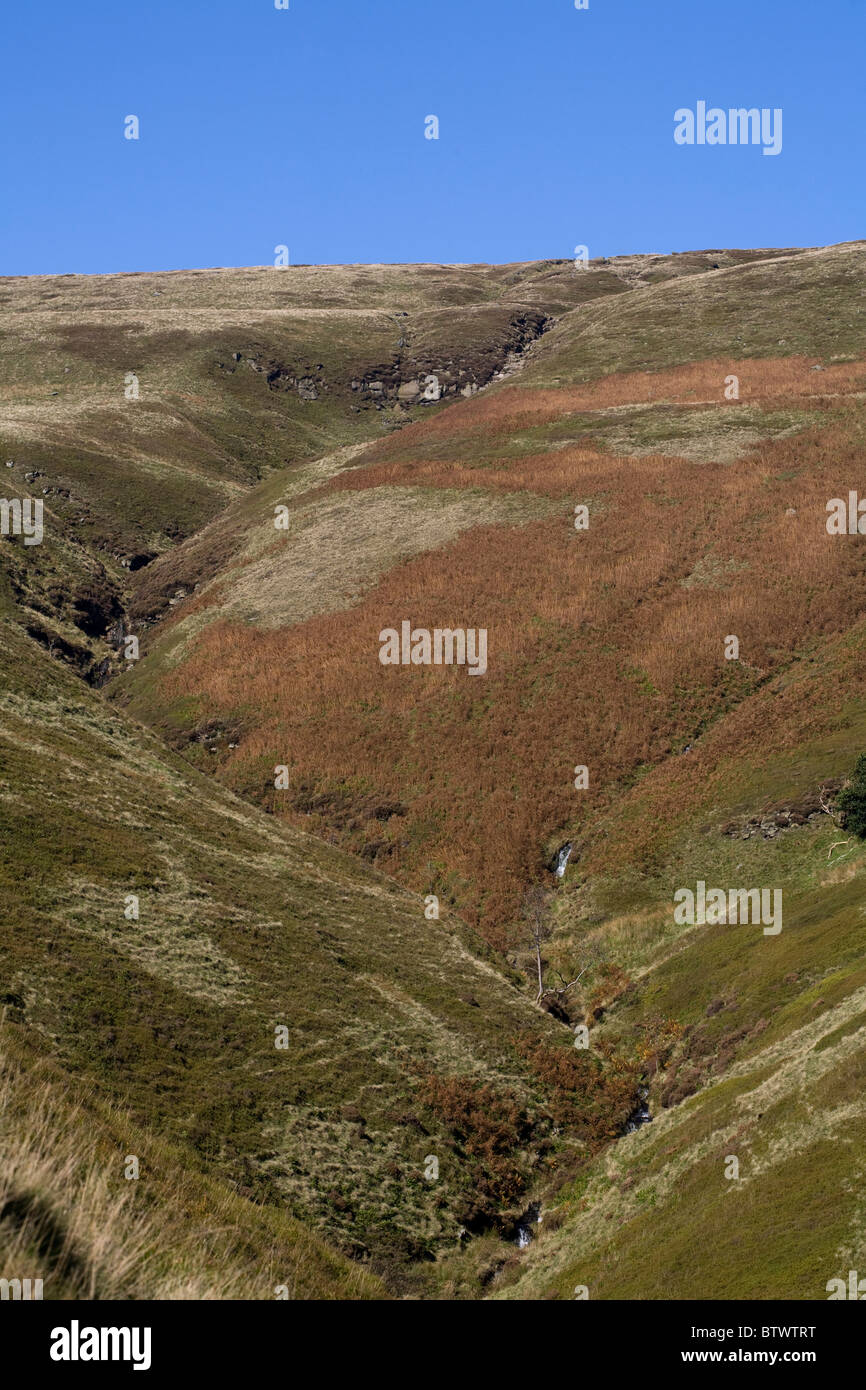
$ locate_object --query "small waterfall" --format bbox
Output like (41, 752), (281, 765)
(624, 1086), (653, 1134)
(552, 842), (573, 879)
(515, 1202), (542, 1249)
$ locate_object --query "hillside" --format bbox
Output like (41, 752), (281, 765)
(116, 243), (866, 941)
(494, 618), (866, 1299)
(3, 610), (620, 1293)
(3, 243), (866, 1300)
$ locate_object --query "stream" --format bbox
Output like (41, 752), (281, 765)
(515, 1201), (543, 1249)
(624, 1085), (653, 1134)
(514, 842), (650, 1248)
(552, 842), (573, 878)
(510, 1090), (652, 1252)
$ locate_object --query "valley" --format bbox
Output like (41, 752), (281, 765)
(2, 242), (866, 1300)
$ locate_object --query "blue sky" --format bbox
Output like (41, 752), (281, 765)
(1, 0), (862, 274)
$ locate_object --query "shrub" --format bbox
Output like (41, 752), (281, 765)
(837, 755), (866, 837)
(412, 1068), (531, 1225)
(587, 962), (633, 1021)
(513, 1036), (637, 1148)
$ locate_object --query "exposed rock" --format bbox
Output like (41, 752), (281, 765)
(721, 781), (842, 839)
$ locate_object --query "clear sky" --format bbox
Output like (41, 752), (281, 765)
(1, 0), (862, 275)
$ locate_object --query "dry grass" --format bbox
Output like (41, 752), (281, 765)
(345, 356), (866, 472)
(189, 486), (559, 631)
(160, 401), (866, 942)
(0, 1033), (384, 1300)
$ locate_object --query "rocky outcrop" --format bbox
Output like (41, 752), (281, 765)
(720, 781), (843, 840)
(217, 308), (555, 415)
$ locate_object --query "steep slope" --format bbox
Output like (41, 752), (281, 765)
(1, 613), (625, 1292)
(103, 241), (866, 1299)
(495, 622), (866, 1299)
(0, 257), (624, 687)
(5, 243), (866, 1301)
(0, 250), (802, 677)
(3, 255), (688, 1299)
(0, 1026), (385, 1301)
(115, 243), (866, 943)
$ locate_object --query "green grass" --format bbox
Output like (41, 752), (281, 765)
(521, 242), (866, 385)
(4, 243), (866, 1300)
(0, 618), (572, 1287)
(496, 686), (866, 1299)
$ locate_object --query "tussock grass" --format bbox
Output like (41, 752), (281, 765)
(0, 1031), (385, 1300)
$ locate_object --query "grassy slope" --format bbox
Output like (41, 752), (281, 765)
(5, 243), (866, 1300)
(2, 254), (668, 1299)
(497, 626), (866, 1299)
(485, 243), (866, 1297)
(0, 1027), (386, 1301)
(116, 244), (866, 942)
(110, 241), (866, 1298)
(0, 256), (648, 691)
(0, 615), (585, 1293)
(520, 241), (866, 384)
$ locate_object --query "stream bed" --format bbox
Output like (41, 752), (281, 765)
(514, 1202), (543, 1249)
(624, 1085), (653, 1133)
(552, 842), (573, 878)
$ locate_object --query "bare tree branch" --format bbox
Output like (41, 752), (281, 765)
(819, 783), (841, 822)
(520, 886), (602, 1015)
(828, 839), (851, 860)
